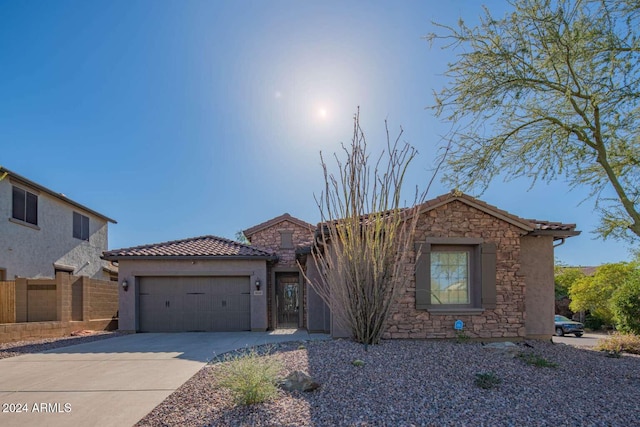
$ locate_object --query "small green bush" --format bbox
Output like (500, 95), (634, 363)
(611, 271), (640, 334)
(595, 332), (640, 355)
(455, 330), (470, 344)
(216, 348), (283, 405)
(517, 352), (558, 368)
(352, 359), (365, 367)
(475, 372), (501, 389)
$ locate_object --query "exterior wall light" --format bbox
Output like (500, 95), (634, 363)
(255, 279), (261, 291)
(122, 280), (129, 291)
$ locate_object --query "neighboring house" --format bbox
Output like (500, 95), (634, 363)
(105, 192), (579, 339)
(0, 167), (117, 280)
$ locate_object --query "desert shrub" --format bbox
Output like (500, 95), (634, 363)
(517, 352), (558, 368)
(216, 348), (283, 405)
(595, 332), (640, 355)
(610, 270), (640, 334)
(474, 372), (501, 389)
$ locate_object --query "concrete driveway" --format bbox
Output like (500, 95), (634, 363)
(0, 330), (328, 427)
(552, 331), (609, 349)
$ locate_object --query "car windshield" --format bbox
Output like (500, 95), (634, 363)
(555, 315), (571, 322)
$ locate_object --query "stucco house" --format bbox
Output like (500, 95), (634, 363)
(0, 167), (117, 280)
(105, 192), (578, 339)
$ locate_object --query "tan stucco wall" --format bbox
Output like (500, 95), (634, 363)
(117, 258), (268, 332)
(521, 235), (555, 339)
(0, 178), (111, 279)
(304, 260), (331, 333)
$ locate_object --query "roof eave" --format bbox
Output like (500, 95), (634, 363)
(528, 230), (581, 240)
(2, 167), (117, 224)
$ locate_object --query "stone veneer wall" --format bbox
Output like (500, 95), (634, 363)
(249, 220), (314, 267)
(248, 220), (314, 329)
(384, 200), (527, 340)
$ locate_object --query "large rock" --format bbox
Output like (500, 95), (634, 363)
(483, 341), (521, 357)
(279, 370), (320, 392)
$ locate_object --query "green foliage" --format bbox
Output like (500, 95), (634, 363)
(427, 0), (640, 241)
(517, 352), (558, 368)
(610, 270), (640, 334)
(569, 262), (637, 326)
(235, 231), (250, 245)
(584, 314), (604, 331)
(455, 330), (470, 344)
(216, 348), (283, 405)
(555, 267), (585, 300)
(474, 372), (502, 389)
(351, 359), (365, 367)
(595, 332), (640, 355)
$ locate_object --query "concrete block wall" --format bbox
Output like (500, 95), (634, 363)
(88, 278), (118, 320)
(0, 319), (116, 344)
(1, 273), (118, 343)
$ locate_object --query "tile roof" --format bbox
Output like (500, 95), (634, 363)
(243, 213), (315, 237)
(103, 235), (276, 259)
(528, 220), (577, 231)
(316, 191), (579, 240)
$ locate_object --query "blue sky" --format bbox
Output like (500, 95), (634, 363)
(0, 0), (633, 266)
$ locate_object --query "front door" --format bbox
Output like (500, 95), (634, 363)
(276, 273), (299, 328)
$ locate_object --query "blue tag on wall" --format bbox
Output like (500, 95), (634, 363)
(454, 320), (464, 330)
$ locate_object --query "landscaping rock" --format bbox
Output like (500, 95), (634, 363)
(483, 341), (521, 357)
(279, 370), (320, 392)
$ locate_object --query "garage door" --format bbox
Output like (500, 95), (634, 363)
(138, 276), (251, 332)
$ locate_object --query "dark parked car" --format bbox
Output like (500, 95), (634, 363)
(554, 315), (584, 337)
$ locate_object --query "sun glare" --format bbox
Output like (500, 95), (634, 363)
(318, 108), (328, 119)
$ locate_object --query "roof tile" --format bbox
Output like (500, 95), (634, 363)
(103, 235), (274, 259)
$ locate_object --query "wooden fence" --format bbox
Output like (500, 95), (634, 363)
(0, 281), (16, 323)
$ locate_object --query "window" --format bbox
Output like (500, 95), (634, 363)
(12, 186), (38, 225)
(431, 249), (470, 304)
(415, 238), (496, 312)
(73, 212), (90, 241)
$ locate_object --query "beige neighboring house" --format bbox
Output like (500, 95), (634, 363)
(105, 192), (579, 339)
(0, 167), (117, 280)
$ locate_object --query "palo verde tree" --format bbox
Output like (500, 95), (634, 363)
(569, 261), (638, 325)
(427, 0), (640, 241)
(304, 109), (436, 346)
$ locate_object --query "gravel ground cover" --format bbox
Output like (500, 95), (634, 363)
(0, 331), (122, 359)
(136, 339), (640, 426)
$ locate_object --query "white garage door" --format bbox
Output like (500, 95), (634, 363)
(138, 276), (251, 332)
